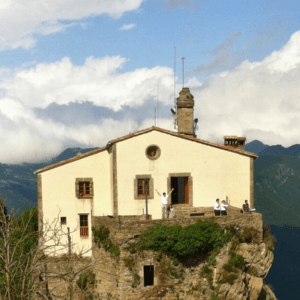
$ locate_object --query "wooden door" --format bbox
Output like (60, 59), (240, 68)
(184, 177), (189, 204)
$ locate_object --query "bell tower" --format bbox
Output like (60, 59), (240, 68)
(176, 87), (195, 136)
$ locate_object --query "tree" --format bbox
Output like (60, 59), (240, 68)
(0, 197), (98, 300)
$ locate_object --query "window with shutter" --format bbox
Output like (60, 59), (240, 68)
(75, 178), (93, 199)
(80, 215), (88, 237)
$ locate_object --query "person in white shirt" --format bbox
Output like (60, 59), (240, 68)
(156, 189), (174, 219)
(221, 200), (230, 216)
(214, 199), (221, 216)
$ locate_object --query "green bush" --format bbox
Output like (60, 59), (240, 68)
(263, 224), (276, 251)
(132, 273), (140, 288)
(125, 242), (138, 254)
(92, 226), (120, 257)
(76, 271), (95, 290)
(138, 220), (233, 262)
(211, 293), (220, 300)
(223, 251), (246, 273)
(201, 264), (212, 276)
(237, 227), (260, 244)
(219, 272), (238, 285)
(123, 257), (135, 272)
(223, 263), (236, 273)
(229, 254), (245, 270)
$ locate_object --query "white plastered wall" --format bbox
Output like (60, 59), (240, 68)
(40, 150), (112, 256)
(116, 130), (251, 219)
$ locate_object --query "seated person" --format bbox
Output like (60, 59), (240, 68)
(242, 200), (250, 214)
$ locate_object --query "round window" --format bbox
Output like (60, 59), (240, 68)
(145, 145), (161, 160)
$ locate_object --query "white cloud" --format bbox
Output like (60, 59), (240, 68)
(190, 30), (300, 147)
(0, 0), (144, 50)
(120, 23), (136, 31)
(2, 30), (300, 163)
(0, 56), (174, 163)
(0, 56), (173, 111)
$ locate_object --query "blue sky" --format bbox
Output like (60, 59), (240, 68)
(1, 0), (300, 163)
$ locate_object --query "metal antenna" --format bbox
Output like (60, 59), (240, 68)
(181, 57), (185, 87)
(157, 82), (159, 127)
(174, 46), (176, 107)
(174, 46), (177, 129)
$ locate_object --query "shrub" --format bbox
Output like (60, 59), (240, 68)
(229, 254), (245, 270)
(263, 224), (276, 251)
(223, 251), (246, 273)
(201, 264), (212, 276)
(211, 293), (220, 300)
(156, 252), (162, 262)
(219, 272), (238, 285)
(200, 265), (214, 290)
(92, 226), (120, 258)
(138, 220), (233, 262)
(159, 258), (183, 279)
(76, 271), (96, 290)
(223, 263), (236, 273)
(236, 227), (260, 244)
(132, 273), (140, 288)
(123, 257), (135, 272)
(208, 251), (218, 266)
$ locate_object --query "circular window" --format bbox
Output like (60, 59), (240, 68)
(145, 145), (161, 160)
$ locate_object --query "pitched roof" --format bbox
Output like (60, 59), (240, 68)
(34, 126), (257, 174)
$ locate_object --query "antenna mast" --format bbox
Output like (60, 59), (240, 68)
(174, 46), (176, 107)
(181, 57), (185, 87)
(174, 46), (177, 129)
(157, 82), (159, 127)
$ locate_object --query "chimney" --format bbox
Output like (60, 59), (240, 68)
(176, 87), (195, 136)
(224, 136), (246, 150)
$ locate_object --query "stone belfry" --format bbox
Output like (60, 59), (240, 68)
(176, 87), (195, 136)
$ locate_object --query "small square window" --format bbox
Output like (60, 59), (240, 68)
(134, 175), (154, 200)
(76, 178), (93, 198)
(61, 217), (66, 225)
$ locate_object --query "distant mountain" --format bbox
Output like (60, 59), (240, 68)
(245, 141), (300, 227)
(245, 140), (269, 154)
(254, 154), (300, 227)
(258, 144), (300, 157)
(0, 147), (98, 214)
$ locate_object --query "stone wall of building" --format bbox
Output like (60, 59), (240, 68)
(35, 213), (271, 300)
(92, 212), (263, 244)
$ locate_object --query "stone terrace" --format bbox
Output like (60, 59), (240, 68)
(92, 209), (263, 245)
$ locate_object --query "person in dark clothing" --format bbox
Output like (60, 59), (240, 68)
(243, 200), (250, 214)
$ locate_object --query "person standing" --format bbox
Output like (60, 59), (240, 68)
(221, 200), (229, 216)
(156, 188), (174, 219)
(214, 199), (221, 216)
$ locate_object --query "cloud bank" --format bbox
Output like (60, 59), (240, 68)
(1, 31), (300, 163)
(0, 0), (144, 50)
(0, 56), (174, 163)
(192, 31), (300, 147)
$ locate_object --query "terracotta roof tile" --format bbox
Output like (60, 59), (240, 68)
(34, 126), (257, 174)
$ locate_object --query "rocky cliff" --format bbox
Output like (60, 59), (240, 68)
(110, 240), (277, 300)
(90, 218), (277, 300)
